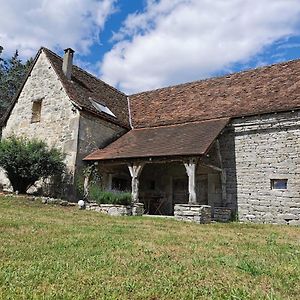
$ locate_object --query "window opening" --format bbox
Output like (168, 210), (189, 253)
(31, 100), (42, 123)
(271, 179), (288, 190)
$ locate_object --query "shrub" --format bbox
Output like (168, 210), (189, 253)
(0, 136), (65, 193)
(89, 185), (132, 206)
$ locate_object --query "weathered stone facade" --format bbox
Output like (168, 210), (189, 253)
(2, 52), (80, 171)
(220, 111), (300, 225)
(76, 112), (126, 169)
(0, 50), (127, 198)
(0, 51), (80, 195)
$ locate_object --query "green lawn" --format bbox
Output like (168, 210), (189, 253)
(0, 196), (299, 300)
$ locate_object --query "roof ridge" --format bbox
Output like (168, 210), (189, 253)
(42, 47), (130, 129)
(130, 57), (300, 97)
(42, 47), (126, 97)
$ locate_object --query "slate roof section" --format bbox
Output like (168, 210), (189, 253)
(42, 48), (130, 128)
(129, 59), (300, 128)
(84, 118), (229, 161)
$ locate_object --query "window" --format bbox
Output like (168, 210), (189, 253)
(89, 98), (116, 118)
(31, 100), (42, 123)
(271, 179), (288, 190)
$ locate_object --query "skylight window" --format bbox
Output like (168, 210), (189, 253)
(89, 98), (116, 118)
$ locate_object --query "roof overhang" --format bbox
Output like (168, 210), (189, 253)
(84, 118), (230, 162)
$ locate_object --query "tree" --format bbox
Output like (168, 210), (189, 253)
(0, 47), (32, 119)
(0, 137), (65, 193)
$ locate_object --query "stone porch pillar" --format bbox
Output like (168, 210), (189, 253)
(128, 162), (144, 204)
(184, 158), (198, 204)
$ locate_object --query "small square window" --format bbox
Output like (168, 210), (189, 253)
(271, 179), (288, 190)
(31, 101), (42, 123)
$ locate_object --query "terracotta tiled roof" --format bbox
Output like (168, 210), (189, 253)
(129, 59), (300, 128)
(84, 118), (229, 161)
(42, 48), (130, 128)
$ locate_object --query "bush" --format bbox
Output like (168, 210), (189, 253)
(0, 136), (65, 193)
(89, 185), (132, 206)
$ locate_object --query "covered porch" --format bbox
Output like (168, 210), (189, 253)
(84, 118), (232, 221)
(99, 158), (225, 217)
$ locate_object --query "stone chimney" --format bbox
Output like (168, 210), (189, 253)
(62, 48), (74, 80)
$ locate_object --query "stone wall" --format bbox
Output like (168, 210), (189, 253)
(220, 111), (300, 225)
(76, 112), (126, 169)
(213, 207), (232, 222)
(0, 50), (80, 196)
(2, 50), (80, 172)
(86, 202), (144, 216)
(86, 203), (132, 216)
(174, 204), (211, 223)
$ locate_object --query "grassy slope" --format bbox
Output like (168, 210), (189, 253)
(0, 197), (299, 300)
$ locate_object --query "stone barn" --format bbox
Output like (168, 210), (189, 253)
(1, 47), (300, 225)
(0, 47), (129, 197)
(85, 59), (300, 225)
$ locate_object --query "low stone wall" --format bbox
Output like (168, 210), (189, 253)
(213, 207), (232, 222)
(174, 204), (211, 224)
(86, 203), (132, 216)
(86, 202), (144, 216)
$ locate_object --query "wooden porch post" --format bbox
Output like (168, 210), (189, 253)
(184, 158), (198, 204)
(107, 173), (113, 190)
(128, 162), (144, 204)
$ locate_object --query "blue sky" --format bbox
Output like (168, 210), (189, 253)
(1, 0), (300, 94)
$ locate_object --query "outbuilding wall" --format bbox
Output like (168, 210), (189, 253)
(220, 111), (300, 225)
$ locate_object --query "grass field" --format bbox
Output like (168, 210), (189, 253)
(0, 196), (299, 300)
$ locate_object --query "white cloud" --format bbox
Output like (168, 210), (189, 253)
(101, 0), (300, 94)
(0, 0), (116, 58)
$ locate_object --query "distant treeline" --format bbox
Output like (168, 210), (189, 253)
(0, 46), (32, 122)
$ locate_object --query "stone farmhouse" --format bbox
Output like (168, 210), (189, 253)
(1, 47), (300, 225)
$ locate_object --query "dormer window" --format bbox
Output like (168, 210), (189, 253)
(89, 98), (116, 118)
(31, 100), (42, 123)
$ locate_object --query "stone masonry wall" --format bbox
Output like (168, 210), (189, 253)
(220, 111), (300, 225)
(76, 112), (127, 169)
(174, 204), (211, 223)
(1, 50), (80, 192)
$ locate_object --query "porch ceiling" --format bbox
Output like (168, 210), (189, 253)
(84, 118), (229, 161)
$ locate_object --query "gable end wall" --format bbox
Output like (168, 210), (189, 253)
(1, 51), (80, 173)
